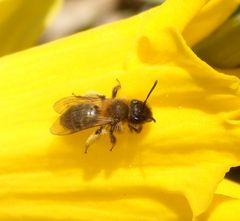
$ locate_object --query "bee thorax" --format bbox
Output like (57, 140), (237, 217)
(106, 99), (129, 122)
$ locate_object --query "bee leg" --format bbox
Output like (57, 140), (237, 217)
(72, 93), (105, 100)
(72, 93), (78, 97)
(85, 126), (104, 153)
(112, 79), (121, 98)
(109, 133), (116, 151)
(109, 125), (117, 151)
(128, 124), (142, 133)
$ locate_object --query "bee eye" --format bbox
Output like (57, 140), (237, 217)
(132, 100), (138, 104)
(129, 99), (153, 124)
(129, 100), (144, 124)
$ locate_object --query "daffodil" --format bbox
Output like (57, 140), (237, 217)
(0, 0), (240, 220)
(197, 179), (240, 221)
(0, 0), (61, 56)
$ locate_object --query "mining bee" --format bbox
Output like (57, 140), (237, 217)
(50, 80), (158, 153)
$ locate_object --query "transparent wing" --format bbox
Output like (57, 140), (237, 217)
(53, 94), (105, 114)
(50, 117), (75, 135)
(50, 115), (112, 136)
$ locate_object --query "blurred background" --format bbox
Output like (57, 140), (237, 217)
(40, 0), (164, 43)
(40, 1), (240, 69)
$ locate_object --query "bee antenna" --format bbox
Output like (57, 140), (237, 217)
(143, 80), (158, 106)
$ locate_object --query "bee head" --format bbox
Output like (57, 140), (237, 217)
(129, 80), (158, 124)
(129, 100), (155, 124)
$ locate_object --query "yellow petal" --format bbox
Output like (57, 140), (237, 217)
(220, 68), (240, 78)
(183, 0), (239, 47)
(0, 0), (62, 56)
(216, 179), (240, 198)
(0, 0), (240, 220)
(197, 179), (240, 221)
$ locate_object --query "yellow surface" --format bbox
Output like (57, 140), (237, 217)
(0, 0), (239, 220)
(197, 180), (240, 221)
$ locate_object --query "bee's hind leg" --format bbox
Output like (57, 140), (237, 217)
(109, 124), (117, 151)
(85, 126), (104, 153)
(112, 79), (121, 98)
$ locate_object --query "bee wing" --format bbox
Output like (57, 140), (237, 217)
(53, 94), (105, 114)
(50, 115), (112, 135)
(50, 117), (75, 135)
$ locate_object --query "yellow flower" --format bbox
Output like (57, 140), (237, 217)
(0, 0), (62, 56)
(0, 0), (240, 220)
(197, 179), (240, 221)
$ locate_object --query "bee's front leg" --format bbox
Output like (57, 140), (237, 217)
(128, 124), (142, 133)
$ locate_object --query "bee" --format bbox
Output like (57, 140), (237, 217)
(50, 80), (158, 153)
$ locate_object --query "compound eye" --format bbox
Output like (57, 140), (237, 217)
(129, 100), (145, 124)
(133, 116), (139, 121)
(130, 115), (140, 124)
(132, 100), (138, 104)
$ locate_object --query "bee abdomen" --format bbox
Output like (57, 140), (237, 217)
(60, 104), (99, 131)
